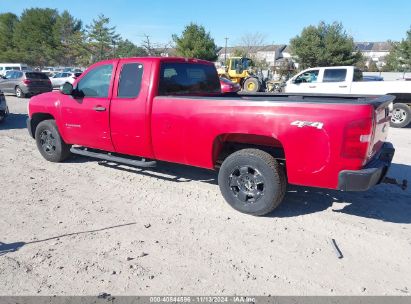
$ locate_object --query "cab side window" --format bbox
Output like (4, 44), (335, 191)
(353, 69), (363, 82)
(295, 70), (319, 83)
(117, 63), (143, 98)
(323, 69), (347, 82)
(77, 64), (113, 98)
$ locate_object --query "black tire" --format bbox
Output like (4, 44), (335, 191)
(35, 119), (71, 162)
(218, 148), (286, 216)
(390, 103), (411, 128)
(243, 78), (260, 93)
(15, 86), (25, 98)
(0, 107), (8, 124)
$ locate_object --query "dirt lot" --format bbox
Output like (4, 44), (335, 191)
(0, 95), (410, 296)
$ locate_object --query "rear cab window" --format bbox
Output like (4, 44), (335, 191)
(158, 62), (220, 95)
(323, 69), (347, 82)
(353, 69), (363, 82)
(26, 72), (49, 79)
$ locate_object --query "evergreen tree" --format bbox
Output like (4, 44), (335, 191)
(368, 60), (379, 72)
(384, 27), (411, 72)
(115, 39), (147, 58)
(290, 21), (362, 69)
(53, 10), (85, 66)
(12, 8), (60, 66)
(86, 14), (120, 62)
(172, 23), (218, 61)
(0, 13), (19, 62)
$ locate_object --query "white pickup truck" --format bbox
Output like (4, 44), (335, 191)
(285, 66), (411, 128)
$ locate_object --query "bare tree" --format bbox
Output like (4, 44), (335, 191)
(239, 32), (267, 57)
(141, 34), (172, 56)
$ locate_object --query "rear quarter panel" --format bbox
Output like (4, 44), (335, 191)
(151, 97), (374, 189)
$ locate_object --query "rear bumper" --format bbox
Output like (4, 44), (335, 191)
(338, 142), (394, 191)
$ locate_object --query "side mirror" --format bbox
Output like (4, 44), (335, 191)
(60, 82), (73, 95)
(293, 78), (302, 84)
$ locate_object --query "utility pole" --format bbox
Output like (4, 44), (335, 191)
(224, 37), (229, 64)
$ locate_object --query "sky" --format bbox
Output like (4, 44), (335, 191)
(1, 0), (410, 47)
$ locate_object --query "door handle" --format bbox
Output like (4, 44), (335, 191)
(93, 106), (106, 112)
(339, 85), (348, 88)
(309, 86), (316, 88)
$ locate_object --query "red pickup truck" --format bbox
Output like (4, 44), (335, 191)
(27, 57), (405, 216)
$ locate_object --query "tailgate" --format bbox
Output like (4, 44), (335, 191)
(367, 95), (394, 160)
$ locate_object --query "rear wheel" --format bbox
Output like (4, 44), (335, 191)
(218, 149), (286, 216)
(390, 103), (411, 128)
(243, 78), (260, 93)
(35, 119), (71, 162)
(15, 86), (25, 98)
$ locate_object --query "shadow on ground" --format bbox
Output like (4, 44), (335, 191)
(98, 160), (217, 185)
(0, 222), (136, 256)
(96, 159), (411, 224)
(271, 163), (411, 223)
(0, 113), (27, 130)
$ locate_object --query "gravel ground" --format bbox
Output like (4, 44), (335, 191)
(0, 95), (410, 295)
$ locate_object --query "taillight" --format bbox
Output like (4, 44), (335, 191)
(341, 117), (374, 163)
(23, 79), (31, 85)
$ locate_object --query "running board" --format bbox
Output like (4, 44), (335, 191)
(70, 147), (157, 168)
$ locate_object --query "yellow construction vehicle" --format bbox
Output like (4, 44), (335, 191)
(217, 57), (263, 93)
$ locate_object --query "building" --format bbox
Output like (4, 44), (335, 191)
(355, 42), (393, 68)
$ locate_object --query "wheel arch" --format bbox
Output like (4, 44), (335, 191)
(387, 93), (411, 106)
(212, 133), (285, 169)
(29, 113), (55, 138)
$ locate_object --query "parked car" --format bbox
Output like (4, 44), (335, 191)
(0, 90), (8, 123)
(0, 70), (52, 98)
(41, 66), (56, 73)
(50, 72), (82, 88)
(363, 75), (384, 81)
(27, 57), (405, 216)
(220, 77), (241, 93)
(285, 66), (411, 128)
(0, 63), (29, 77)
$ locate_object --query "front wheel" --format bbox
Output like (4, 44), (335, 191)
(243, 78), (260, 93)
(218, 149), (286, 216)
(390, 103), (411, 128)
(35, 119), (71, 162)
